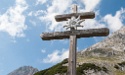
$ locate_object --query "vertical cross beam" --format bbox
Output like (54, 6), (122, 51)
(68, 33), (77, 75)
(72, 4), (77, 13)
(68, 5), (77, 75)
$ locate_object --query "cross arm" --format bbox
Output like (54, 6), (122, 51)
(55, 12), (95, 22)
(41, 28), (109, 40)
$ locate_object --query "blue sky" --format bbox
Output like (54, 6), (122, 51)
(0, 0), (125, 75)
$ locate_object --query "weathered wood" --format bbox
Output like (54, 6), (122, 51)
(68, 5), (77, 75)
(41, 28), (109, 40)
(68, 35), (77, 75)
(71, 4), (77, 13)
(55, 12), (95, 22)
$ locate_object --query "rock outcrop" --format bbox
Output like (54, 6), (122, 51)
(8, 66), (38, 75)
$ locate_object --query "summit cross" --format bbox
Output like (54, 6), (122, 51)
(41, 4), (109, 75)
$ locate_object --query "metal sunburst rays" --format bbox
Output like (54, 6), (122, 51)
(63, 16), (85, 30)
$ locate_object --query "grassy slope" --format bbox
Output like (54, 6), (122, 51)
(34, 59), (68, 75)
(77, 56), (125, 75)
(34, 58), (109, 75)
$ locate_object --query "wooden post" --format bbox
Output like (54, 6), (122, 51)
(68, 5), (77, 75)
(68, 32), (77, 75)
(72, 4), (77, 13)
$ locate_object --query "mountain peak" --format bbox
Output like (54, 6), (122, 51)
(78, 26), (125, 62)
(8, 66), (38, 75)
(81, 26), (125, 53)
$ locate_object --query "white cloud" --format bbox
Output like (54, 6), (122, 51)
(83, 19), (106, 29)
(37, 0), (72, 31)
(36, 0), (47, 5)
(0, 0), (28, 37)
(36, 0), (102, 31)
(43, 49), (69, 63)
(29, 20), (36, 26)
(34, 10), (47, 17)
(103, 8), (125, 32)
(83, 8), (125, 32)
(82, 0), (101, 11)
(41, 49), (46, 53)
(28, 12), (33, 16)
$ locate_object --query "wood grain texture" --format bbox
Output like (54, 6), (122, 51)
(68, 35), (77, 75)
(41, 28), (109, 40)
(55, 12), (95, 22)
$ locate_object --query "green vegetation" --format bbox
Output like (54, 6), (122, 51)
(114, 61), (125, 69)
(114, 61), (125, 75)
(77, 63), (108, 75)
(84, 48), (114, 56)
(91, 48), (107, 54)
(34, 59), (108, 75)
(77, 56), (117, 63)
(34, 59), (68, 75)
(118, 61), (125, 67)
(102, 66), (108, 73)
(114, 65), (119, 69)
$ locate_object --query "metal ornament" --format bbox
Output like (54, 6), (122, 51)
(63, 16), (85, 30)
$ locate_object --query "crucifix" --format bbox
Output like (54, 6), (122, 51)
(41, 5), (109, 75)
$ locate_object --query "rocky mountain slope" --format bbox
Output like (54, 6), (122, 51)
(35, 26), (125, 75)
(8, 66), (38, 75)
(77, 26), (125, 75)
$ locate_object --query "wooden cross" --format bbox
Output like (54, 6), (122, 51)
(40, 5), (109, 75)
